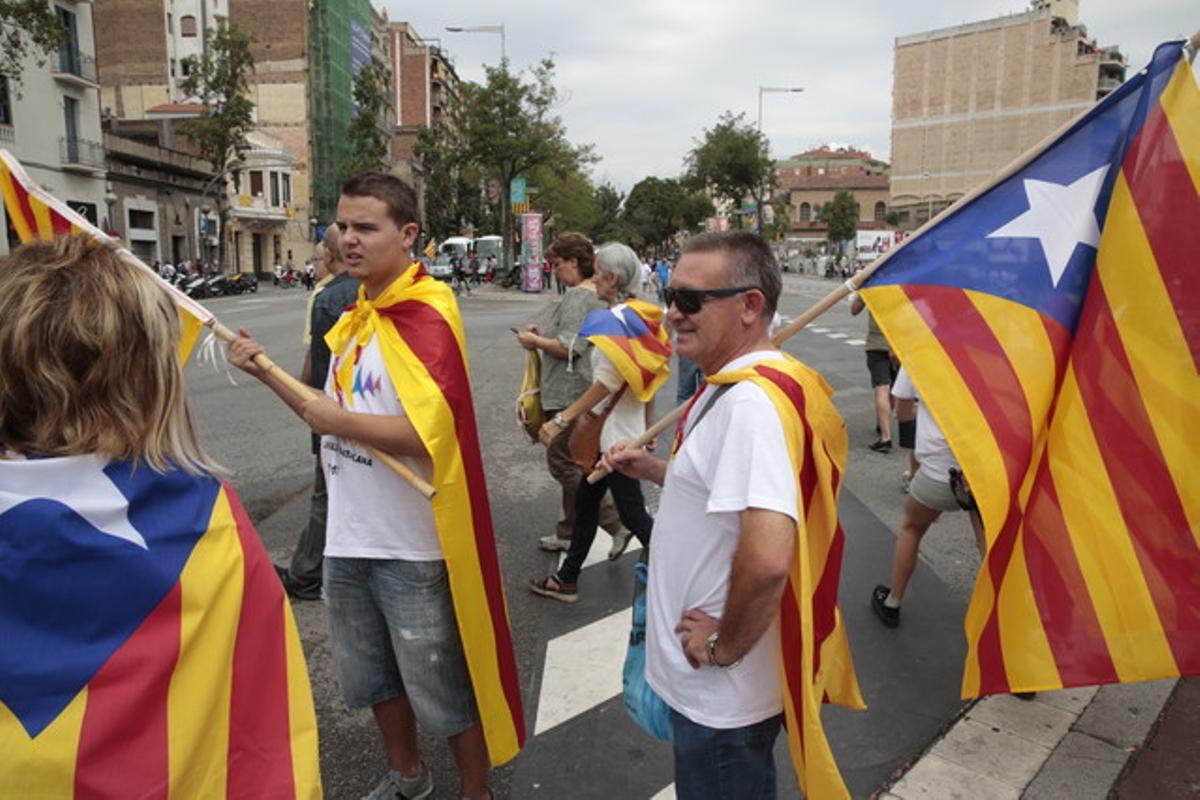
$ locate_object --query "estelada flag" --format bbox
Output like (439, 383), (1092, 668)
(0, 455), (321, 798)
(693, 355), (864, 800)
(578, 299), (672, 401)
(0, 150), (210, 363)
(325, 263), (525, 764)
(861, 40), (1200, 697)
(423, 238), (438, 259)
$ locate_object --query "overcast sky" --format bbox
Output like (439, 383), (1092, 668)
(379, 0), (1195, 191)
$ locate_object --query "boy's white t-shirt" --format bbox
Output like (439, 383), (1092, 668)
(321, 333), (442, 560)
(645, 350), (798, 729)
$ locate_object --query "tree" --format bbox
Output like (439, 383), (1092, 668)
(0, 1), (64, 88)
(413, 123), (490, 240)
(622, 177), (713, 250)
(343, 59), (391, 179)
(684, 112), (774, 230)
(588, 182), (627, 243)
(178, 18), (255, 269)
(454, 59), (593, 281)
(528, 163), (599, 236)
(818, 190), (859, 254)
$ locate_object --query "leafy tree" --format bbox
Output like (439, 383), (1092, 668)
(413, 124), (489, 239)
(762, 194), (791, 241)
(0, 1), (64, 88)
(529, 163), (599, 235)
(588, 182), (627, 243)
(622, 177), (713, 250)
(178, 18), (255, 268)
(454, 59), (593, 281)
(343, 59), (391, 179)
(684, 112), (774, 230)
(818, 190), (859, 253)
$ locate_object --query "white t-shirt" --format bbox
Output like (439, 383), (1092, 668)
(645, 350), (798, 729)
(589, 349), (647, 452)
(321, 333), (442, 560)
(891, 366), (957, 482)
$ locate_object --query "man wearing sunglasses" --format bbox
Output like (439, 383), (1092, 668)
(603, 231), (836, 798)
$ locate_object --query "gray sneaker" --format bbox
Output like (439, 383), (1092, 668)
(538, 534), (571, 552)
(362, 763), (434, 800)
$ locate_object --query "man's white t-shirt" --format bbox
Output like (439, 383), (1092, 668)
(891, 366), (957, 482)
(321, 333), (442, 560)
(645, 350), (798, 729)
(589, 349), (646, 452)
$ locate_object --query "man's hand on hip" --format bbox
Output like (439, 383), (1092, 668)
(675, 609), (719, 670)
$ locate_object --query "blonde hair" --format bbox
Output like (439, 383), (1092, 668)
(0, 236), (219, 473)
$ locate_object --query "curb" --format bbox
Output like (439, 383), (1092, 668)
(878, 679), (1178, 799)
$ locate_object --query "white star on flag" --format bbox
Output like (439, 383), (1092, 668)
(0, 455), (147, 549)
(987, 165), (1109, 287)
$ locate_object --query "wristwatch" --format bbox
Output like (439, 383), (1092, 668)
(552, 412), (568, 427)
(705, 632), (741, 669)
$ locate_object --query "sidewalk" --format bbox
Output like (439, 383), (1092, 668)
(880, 677), (1185, 799)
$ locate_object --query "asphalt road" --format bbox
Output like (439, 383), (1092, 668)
(184, 275), (982, 799)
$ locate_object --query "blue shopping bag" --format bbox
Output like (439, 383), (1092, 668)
(622, 561), (673, 741)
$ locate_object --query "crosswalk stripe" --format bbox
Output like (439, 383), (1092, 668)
(534, 607), (630, 734)
(827, 332), (848, 339)
(847, 338), (866, 346)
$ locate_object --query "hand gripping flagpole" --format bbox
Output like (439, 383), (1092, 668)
(0, 149), (436, 500)
(583, 36), (1200, 487)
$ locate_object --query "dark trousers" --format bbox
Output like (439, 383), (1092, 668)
(545, 413), (622, 540)
(287, 458), (326, 591)
(557, 471), (653, 584)
(672, 710), (783, 800)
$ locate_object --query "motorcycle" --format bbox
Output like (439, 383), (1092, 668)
(205, 273), (231, 297)
(226, 272), (258, 294)
(182, 274), (209, 299)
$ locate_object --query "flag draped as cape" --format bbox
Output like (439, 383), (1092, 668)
(325, 263), (525, 765)
(577, 299), (672, 401)
(0, 455), (320, 798)
(861, 40), (1200, 696)
(684, 354), (864, 800)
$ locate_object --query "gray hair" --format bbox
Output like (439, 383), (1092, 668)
(680, 231), (781, 317)
(595, 242), (641, 300)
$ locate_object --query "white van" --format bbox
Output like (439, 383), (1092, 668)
(431, 236), (472, 280)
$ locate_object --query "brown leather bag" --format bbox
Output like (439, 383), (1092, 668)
(568, 385), (628, 471)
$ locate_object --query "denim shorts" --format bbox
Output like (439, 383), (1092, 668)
(324, 557), (479, 737)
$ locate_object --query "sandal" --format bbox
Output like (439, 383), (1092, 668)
(528, 575), (578, 604)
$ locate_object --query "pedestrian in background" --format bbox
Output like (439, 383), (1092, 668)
(516, 232), (628, 556)
(850, 289), (895, 452)
(273, 225), (360, 602)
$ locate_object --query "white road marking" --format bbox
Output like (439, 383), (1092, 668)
(651, 786), (676, 800)
(847, 339), (867, 346)
(810, 327), (830, 334)
(827, 332), (849, 339)
(535, 607), (631, 734)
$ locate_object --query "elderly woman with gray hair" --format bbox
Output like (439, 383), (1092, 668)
(530, 242), (667, 603)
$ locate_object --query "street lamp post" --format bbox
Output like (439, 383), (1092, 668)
(444, 24), (506, 63)
(755, 86), (803, 235)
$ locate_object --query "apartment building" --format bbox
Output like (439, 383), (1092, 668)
(387, 21), (460, 188)
(776, 147), (892, 241)
(1, 0), (107, 256)
(889, 0), (1126, 227)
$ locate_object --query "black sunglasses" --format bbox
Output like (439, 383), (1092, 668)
(664, 286), (758, 315)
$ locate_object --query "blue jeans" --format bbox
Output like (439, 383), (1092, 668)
(671, 710), (784, 800)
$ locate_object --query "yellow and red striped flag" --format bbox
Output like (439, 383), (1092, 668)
(326, 262), (526, 764)
(701, 355), (865, 799)
(0, 456), (321, 798)
(861, 40), (1200, 696)
(0, 150), (210, 362)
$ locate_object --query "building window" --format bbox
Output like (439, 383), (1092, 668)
(874, 201), (887, 221)
(249, 170), (263, 196)
(166, 12), (172, 33)
(180, 60), (191, 77)
(270, 171), (280, 206)
(56, 7), (81, 75)
(128, 209), (155, 229)
(180, 15), (197, 37)
(799, 202), (811, 222)
(282, 173), (291, 204)
(169, 58), (176, 78)
(0, 75), (12, 126)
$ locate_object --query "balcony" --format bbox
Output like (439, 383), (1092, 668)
(0, 125), (13, 145)
(53, 47), (99, 87)
(229, 194), (290, 225)
(59, 136), (105, 172)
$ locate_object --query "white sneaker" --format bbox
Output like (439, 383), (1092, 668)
(607, 529), (632, 561)
(538, 534), (571, 552)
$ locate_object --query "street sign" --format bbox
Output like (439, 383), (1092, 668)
(510, 177), (527, 205)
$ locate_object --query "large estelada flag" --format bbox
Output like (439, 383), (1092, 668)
(578, 298), (673, 401)
(0, 455), (320, 798)
(861, 40), (1199, 697)
(698, 355), (864, 799)
(0, 150), (210, 363)
(326, 263), (525, 764)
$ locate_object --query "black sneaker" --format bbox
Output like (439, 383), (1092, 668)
(1013, 691), (1038, 701)
(871, 585), (900, 627)
(869, 439), (893, 453)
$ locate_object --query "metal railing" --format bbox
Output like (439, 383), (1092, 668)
(55, 47), (99, 84)
(60, 136), (105, 169)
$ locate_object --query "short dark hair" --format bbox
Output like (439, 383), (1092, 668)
(340, 173), (420, 231)
(546, 232), (595, 278)
(680, 231), (781, 317)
